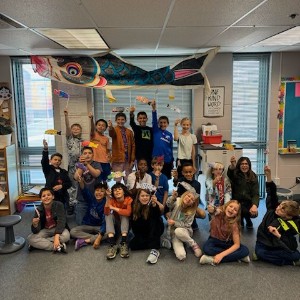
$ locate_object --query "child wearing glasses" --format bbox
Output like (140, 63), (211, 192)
(206, 162), (231, 218)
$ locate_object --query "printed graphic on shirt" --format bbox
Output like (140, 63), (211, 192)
(141, 129), (151, 140)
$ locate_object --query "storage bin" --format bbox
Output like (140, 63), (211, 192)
(201, 134), (222, 144)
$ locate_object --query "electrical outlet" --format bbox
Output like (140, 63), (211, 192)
(296, 177), (300, 184)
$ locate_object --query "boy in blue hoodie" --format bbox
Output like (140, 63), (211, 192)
(151, 100), (174, 179)
(70, 179), (108, 250)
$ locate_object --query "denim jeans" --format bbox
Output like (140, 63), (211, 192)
(255, 241), (300, 266)
(75, 201), (89, 225)
(203, 237), (249, 262)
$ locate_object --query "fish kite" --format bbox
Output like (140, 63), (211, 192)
(81, 140), (98, 148)
(53, 89), (69, 99)
(136, 96), (153, 105)
(107, 171), (126, 180)
(31, 48), (218, 92)
(44, 129), (62, 135)
(167, 104), (181, 113)
(111, 107), (129, 113)
(75, 162), (89, 174)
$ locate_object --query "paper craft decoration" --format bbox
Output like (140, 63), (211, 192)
(107, 171), (126, 180)
(44, 129), (62, 135)
(31, 48), (218, 91)
(295, 82), (300, 97)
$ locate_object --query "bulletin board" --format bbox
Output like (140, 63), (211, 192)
(278, 78), (300, 154)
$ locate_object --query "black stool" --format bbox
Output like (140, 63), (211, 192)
(0, 215), (25, 254)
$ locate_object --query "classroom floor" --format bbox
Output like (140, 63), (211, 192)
(0, 175), (299, 300)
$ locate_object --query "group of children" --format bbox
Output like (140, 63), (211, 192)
(26, 102), (300, 267)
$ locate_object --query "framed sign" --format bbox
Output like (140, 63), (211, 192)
(203, 86), (225, 117)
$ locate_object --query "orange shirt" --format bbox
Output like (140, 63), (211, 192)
(104, 196), (133, 217)
(90, 131), (110, 163)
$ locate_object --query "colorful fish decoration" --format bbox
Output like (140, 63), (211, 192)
(111, 107), (130, 113)
(75, 162), (89, 174)
(81, 140), (98, 148)
(44, 129), (62, 135)
(107, 171), (126, 180)
(136, 96), (153, 105)
(53, 89), (69, 98)
(166, 104), (181, 113)
(31, 48), (218, 91)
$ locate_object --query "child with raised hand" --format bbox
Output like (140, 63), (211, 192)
(89, 112), (111, 181)
(108, 112), (135, 184)
(104, 183), (133, 260)
(174, 117), (197, 179)
(70, 179), (108, 251)
(227, 156), (259, 229)
(27, 188), (70, 253)
(166, 191), (202, 261)
(129, 106), (153, 171)
(73, 146), (102, 225)
(151, 100), (174, 179)
(206, 162), (231, 217)
(200, 200), (250, 265)
(129, 189), (164, 264)
(127, 158), (152, 199)
(41, 139), (72, 207)
(64, 108), (83, 214)
(150, 156), (169, 207)
(254, 166), (300, 266)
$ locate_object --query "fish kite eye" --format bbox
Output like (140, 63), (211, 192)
(65, 63), (82, 77)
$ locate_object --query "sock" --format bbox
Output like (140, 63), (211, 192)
(108, 237), (115, 246)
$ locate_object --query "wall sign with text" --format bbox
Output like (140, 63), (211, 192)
(203, 86), (224, 117)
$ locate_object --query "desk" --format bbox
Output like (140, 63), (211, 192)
(199, 144), (243, 175)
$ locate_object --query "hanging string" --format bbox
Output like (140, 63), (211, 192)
(102, 90), (105, 119)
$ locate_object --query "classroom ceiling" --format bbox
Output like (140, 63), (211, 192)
(0, 0), (300, 57)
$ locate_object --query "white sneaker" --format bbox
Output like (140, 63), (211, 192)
(239, 255), (250, 263)
(199, 255), (215, 265)
(191, 243), (202, 258)
(146, 249), (160, 264)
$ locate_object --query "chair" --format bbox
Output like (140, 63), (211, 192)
(0, 215), (25, 254)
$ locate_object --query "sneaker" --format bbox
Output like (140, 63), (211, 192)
(106, 244), (118, 260)
(246, 220), (253, 229)
(75, 238), (87, 251)
(293, 260), (300, 266)
(161, 237), (172, 249)
(252, 252), (258, 261)
(239, 255), (251, 263)
(120, 242), (129, 258)
(199, 255), (215, 266)
(28, 244), (35, 252)
(55, 243), (67, 254)
(93, 234), (102, 249)
(191, 243), (202, 258)
(146, 249), (160, 264)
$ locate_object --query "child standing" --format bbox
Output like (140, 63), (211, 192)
(200, 200), (250, 265)
(150, 156), (169, 208)
(254, 166), (300, 266)
(27, 188), (70, 253)
(41, 139), (72, 207)
(166, 191), (202, 261)
(73, 146), (102, 225)
(70, 180), (108, 251)
(127, 158), (152, 198)
(206, 162), (231, 216)
(64, 108), (83, 214)
(227, 156), (259, 229)
(174, 117), (197, 179)
(108, 112), (135, 184)
(130, 189), (164, 264)
(151, 100), (174, 179)
(104, 183), (133, 260)
(129, 107), (153, 170)
(89, 113), (111, 181)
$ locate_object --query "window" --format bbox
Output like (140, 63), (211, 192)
(93, 56), (193, 155)
(232, 54), (270, 196)
(12, 58), (54, 188)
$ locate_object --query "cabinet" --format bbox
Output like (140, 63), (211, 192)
(199, 144), (243, 176)
(0, 144), (18, 216)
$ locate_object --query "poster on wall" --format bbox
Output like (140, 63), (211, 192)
(203, 86), (224, 117)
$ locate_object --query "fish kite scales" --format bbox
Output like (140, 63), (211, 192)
(31, 48), (218, 90)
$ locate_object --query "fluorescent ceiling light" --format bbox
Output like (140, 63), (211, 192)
(35, 28), (109, 49)
(257, 26), (300, 46)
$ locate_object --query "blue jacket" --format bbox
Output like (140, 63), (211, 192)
(152, 110), (174, 163)
(81, 187), (106, 234)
